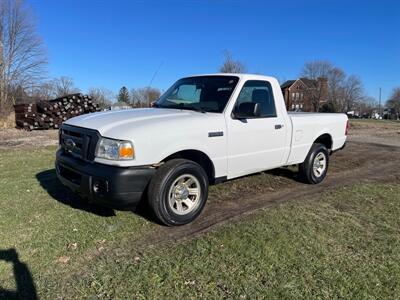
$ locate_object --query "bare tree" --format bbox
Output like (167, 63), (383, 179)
(23, 76), (81, 100)
(300, 61), (332, 111)
(301, 60), (333, 80)
(53, 76), (80, 97)
(25, 80), (56, 101)
(219, 50), (247, 73)
(387, 87), (400, 119)
(342, 75), (364, 112)
(300, 60), (365, 113)
(358, 96), (378, 117)
(327, 67), (345, 108)
(130, 87), (161, 107)
(88, 87), (114, 109)
(0, 0), (47, 113)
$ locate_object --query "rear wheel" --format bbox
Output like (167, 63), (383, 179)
(148, 159), (208, 226)
(299, 143), (329, 184)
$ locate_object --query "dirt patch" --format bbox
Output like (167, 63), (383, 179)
(54, 120), (400, 281)
(138, 140), (400, 247)
(0, 128), (58, 149)
(349, 120), (400, 147)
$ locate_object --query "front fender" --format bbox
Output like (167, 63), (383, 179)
(154, 139), (227, 178)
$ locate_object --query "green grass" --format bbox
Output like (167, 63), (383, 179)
(60, 184), (400, 299)
(1, 147), (400, 299)
(0, 147), (153, 298)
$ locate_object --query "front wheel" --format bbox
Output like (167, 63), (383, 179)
(148, 159), (209, 226)
(299, 143), (329, 184)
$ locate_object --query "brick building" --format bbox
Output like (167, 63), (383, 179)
(281, 77), (328, 112)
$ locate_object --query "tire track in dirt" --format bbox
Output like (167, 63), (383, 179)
(144, 140), (400, 245)
(63, 138), (399, 283)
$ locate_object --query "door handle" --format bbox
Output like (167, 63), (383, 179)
(275, 124), (284, 129)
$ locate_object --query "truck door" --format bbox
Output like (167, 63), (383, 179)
(226, 80), (287, 178)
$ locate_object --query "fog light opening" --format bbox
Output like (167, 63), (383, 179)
(93, 179), (108, 194)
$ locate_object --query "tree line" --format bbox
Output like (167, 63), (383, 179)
(116, 86), (161, 108)
(220, 51), (400, 119)
(0, 0), (398, 119)
(0, 0), (161, 115)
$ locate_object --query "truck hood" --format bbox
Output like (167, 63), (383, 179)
(64, 108), (223, 140)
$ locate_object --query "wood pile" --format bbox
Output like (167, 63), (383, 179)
(14, 93), (101, 130)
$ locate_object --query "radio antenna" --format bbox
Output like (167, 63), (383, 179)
(148, 61), (164, 87)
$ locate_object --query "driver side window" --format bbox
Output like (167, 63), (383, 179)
(235, 80), (277, 118)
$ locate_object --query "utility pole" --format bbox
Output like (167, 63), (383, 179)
(378, 87), (382, 118)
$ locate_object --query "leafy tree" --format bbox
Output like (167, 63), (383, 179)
(117, 86), (130, 103)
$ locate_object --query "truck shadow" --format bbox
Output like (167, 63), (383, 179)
(36, 169), (116, 217)
(0, 248), (38, 300)
(267, 167), (300, 182)
(35, 167), (300, 224)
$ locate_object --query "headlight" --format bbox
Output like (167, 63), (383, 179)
(95, 137), (135, 160)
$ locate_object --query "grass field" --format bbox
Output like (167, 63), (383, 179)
(1, 145), (400, 299)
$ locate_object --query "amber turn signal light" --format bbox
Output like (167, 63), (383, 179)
(119, 143), (134, 159)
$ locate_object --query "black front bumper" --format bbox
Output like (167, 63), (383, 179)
(56, 149), (156, 209)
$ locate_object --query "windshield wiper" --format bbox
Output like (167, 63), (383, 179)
(160, 103), (207, 113)
(182, 106), (207, 113)
(152, 102), (164, 108)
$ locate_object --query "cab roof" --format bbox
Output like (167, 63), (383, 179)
(184, 73), (278, 82)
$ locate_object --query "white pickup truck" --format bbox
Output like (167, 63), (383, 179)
(56, 74), (348, 225)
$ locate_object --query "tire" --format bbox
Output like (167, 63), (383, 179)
(148, 159), (209, 226)
(299, 143), (329, 184)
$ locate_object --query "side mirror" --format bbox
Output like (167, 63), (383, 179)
(234, 102), (261, 119)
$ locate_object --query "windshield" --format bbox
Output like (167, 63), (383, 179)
(155, 76), (239, 113)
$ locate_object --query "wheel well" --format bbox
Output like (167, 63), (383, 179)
(161, 150), (215, 183)
(314, 134), (333, 150)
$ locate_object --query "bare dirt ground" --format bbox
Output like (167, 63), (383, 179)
(0, 128), (58, 149)
(142, 140), (400, 245)
(139, 120), (400, 245)
(349, 120), (400, 147)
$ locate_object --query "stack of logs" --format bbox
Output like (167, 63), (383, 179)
(14, 93), (101, 130)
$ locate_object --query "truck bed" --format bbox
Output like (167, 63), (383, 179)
(286, 112), (348, 165)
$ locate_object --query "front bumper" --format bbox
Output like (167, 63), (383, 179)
(55, 149), (156, 209)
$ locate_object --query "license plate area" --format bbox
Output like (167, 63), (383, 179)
(58, 164), (82, 186)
